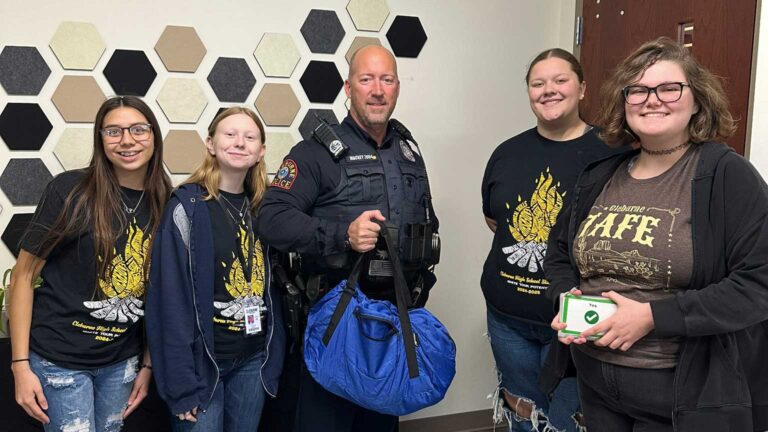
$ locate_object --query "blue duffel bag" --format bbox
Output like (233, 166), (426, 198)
(303, 224), (456, 416)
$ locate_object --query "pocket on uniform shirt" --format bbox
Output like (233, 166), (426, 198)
(401, 165), (428, 203)
(344, 164), (385, 204)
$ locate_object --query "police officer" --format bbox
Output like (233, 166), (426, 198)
(258, 45), (438, 432)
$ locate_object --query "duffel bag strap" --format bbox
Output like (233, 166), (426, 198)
(379, 222), (420, 379)
(321, 252), (366, 345)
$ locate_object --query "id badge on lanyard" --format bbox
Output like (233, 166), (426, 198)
(244, 306), (263, 335)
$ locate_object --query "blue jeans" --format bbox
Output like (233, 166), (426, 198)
(29, 351), (138, 432)
(172, 350), (267, 432)
(487, 308), (581, 432)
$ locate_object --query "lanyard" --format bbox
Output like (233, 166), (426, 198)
(217, 196), (255, 283)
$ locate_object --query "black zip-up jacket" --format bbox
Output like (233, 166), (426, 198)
(541, 142), (768, 431)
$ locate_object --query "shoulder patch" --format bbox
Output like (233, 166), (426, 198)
(271, 159), (299, 190)
(400, 139), (416, 162)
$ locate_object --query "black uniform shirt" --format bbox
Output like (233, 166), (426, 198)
(259, 115), (437, 291)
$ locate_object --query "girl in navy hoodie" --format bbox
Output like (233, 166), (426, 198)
(146, 107), (285, 432)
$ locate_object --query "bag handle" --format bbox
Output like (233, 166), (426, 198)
(321, 252), (366, 345)
(320, 222), (420, 379)
(378, 222), (420, 379)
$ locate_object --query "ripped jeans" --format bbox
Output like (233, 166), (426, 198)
(29, 351), (138, 432)
(487, 308), (580, 432)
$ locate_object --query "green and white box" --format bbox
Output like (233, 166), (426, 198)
(558, 293), (617, 340)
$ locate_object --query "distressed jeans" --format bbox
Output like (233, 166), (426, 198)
(29, 351), (138, 432)
(487, 308), (581, 432)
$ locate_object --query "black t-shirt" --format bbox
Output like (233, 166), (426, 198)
(206, 191), (266, 360)
(481, 127), (616, 324)
(21, 170), (150, 369)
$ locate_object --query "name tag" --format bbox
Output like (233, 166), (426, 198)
(558, 293), (617, 340)
(244, 306), (262, 335)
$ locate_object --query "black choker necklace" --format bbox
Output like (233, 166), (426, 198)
(640, 141), (691, 156)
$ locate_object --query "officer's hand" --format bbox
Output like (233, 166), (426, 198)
(348, 210), (386, 252)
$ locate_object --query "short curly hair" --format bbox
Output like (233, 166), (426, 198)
(597, 37), (736, 146)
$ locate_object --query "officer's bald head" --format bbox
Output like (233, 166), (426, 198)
(348, 45), (398, 80)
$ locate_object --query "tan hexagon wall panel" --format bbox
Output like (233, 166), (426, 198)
(347, 0), (390, 32)
(254, 33), (301, 78)
(264, 132), (297, 174)
(54, 128), (93, 170)
(49, 21), (106, 70)
(51, 76), (106, 123)
(156, 78), (208, 123)
(163, 130), (207, 174)
(155, 25), (207, 73)
(254, 84), (301, 127)
(345, 36), (382, 63)
(1, 7), (428, 282)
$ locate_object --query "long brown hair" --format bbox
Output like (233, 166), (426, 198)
(597, 37), (736, 146)
(185, 107), (268, 214)
(33, 96), (171, 292)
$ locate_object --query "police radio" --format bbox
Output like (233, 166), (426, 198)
(311, 114), (348, 161)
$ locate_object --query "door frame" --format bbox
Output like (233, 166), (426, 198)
(571, 0), (762, 157)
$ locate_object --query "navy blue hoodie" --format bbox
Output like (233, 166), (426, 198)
(146, 184), (286, 415)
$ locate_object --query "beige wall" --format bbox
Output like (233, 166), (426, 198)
(0, 0), (583, 421)
(749, 1), (768, 175)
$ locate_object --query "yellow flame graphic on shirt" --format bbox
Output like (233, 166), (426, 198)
(223, 226), (265, 299)
(85, 219), (148, 323)
(508, 169), (564, 243)
(99, 222), (149, 298)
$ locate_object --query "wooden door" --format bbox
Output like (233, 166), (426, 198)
(577, 0), (757, 154)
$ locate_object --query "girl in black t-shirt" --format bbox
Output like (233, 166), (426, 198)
(147, 107), (285, 432)
(9, 96), (172, 430)
(481, 49), (615, 431)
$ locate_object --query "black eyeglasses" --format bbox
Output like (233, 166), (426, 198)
(100, 124), (152, 142)
(622, 82), (690, 105)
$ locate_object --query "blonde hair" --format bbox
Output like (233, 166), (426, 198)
(185, 107), (268, 213)
(598, 37), (736, 146)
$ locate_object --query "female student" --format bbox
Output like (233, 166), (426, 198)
(481, 48), (614, 431)
(545, 37), (768, 431)
(9, 96), (171, 431)
(146, 107), (285, 432)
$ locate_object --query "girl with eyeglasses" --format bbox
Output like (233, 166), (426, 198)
(9, 96), (172, 431)
(146, 107), (285, 432)
(545, 37), (768, 431)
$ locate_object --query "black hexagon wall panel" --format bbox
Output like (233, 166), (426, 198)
(103, 49), (157, 96)
(0, 103), (53, 151)
(0, 46), (51, 95)
(301, 9), (345, 54)
(207, 57), (256, 103)
(2, 213), (34, 258)
(386, 16), (427, 58)
(299, 109), (339, 140)
(300, 61), (343, 104)
(0, 159), (53, 206)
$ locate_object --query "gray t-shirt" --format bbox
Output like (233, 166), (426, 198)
(574, 145), (700, 369)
